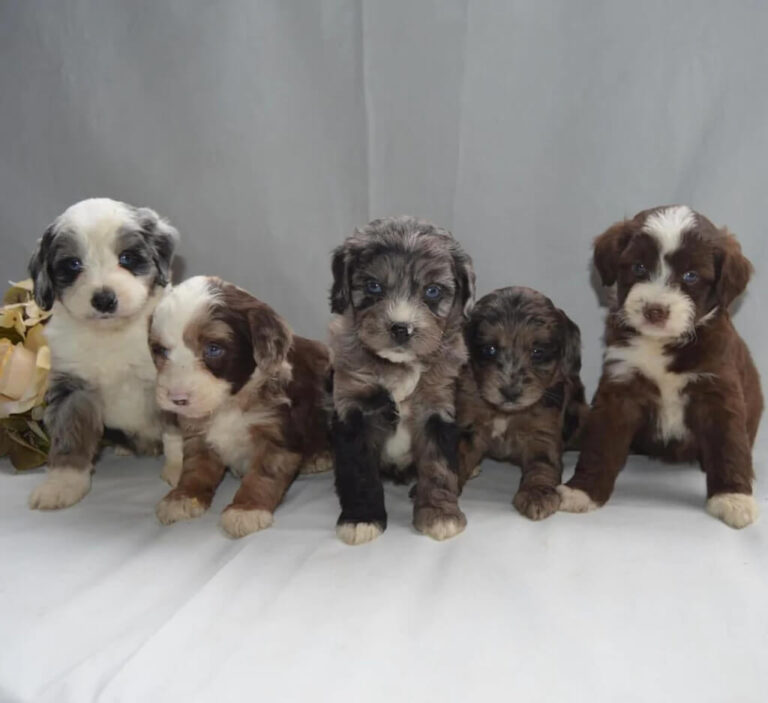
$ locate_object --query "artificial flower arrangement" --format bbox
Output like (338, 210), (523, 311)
(0, 279), (51, 470)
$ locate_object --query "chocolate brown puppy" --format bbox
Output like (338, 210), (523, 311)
(456, 287), (587, 519)
(149, 276), (332, 538)
(329, 216), (475, 544)
(559, 205), (763, 528)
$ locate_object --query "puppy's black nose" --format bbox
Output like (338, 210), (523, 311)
(501, 385), (520, 402)
(390, 323), (413, 344)
(91, 287), (117, 314)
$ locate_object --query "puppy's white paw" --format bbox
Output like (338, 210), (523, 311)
(160, 460), (183, 487)
(155, 495), (207, 525)
(419, 517), (466, 541)
(220, 507), (274, 538)
(113, 445), (134, 457)
(556, 485), (598, 513)
(707, 493), (759, 529)
(28, 468), (91, 510)
(336, 522), (383, 546)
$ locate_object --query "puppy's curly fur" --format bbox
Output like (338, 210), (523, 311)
(329, 216), (476, 544)
(456, 287), (588, 520)
(26, 198), (179, 510)
(559, 206), (763, 529)
(149, 276), (333, 538)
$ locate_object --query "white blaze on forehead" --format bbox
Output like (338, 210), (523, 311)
(59, 198), (139, 246)
(641, 205), (695, 265)
(151, 276), (217, 352)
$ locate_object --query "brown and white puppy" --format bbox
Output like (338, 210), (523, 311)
(329, 216), (476, 545)
(559, 205), (763, 528)
(27, 198), (179, 510)
(456, 287), (588, 520)
(149, 276), (332, 537)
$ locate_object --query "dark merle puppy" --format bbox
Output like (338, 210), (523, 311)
(328, 216), (476, 544)
(26, 198), (179, 510)
(456, 287), (588, 520)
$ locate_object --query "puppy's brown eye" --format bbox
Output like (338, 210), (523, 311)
(631, 262), (648, 277)
(480, 344), (498, 359)
(531, 348), (545, 362)
(151, 343), (169, 359)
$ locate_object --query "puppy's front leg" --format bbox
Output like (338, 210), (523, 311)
(29, 374), (103, 510)
(515, 435), (562, 521)
(160, 424), (184, 487)
(412, 413), (466, 541)
(220, 442), (302, 538)
(692, 398), (758, 529)
(333, 389), (395, 545)
(557, 384), (644, 512)
(457, 431), (487, 490)
(156, 435), (226, 525)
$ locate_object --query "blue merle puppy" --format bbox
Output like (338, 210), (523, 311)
(27, 198), (180, 510)
(328, 216), (476, 544)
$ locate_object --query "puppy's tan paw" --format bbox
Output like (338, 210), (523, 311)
(220, 507), (274, 538)
(556, 485), (598, 513)
(155, 495), (207, 525)
(513, 485), (561, 520)
(336, 522), (383, 546)
(113, 445), (134, 456)
(28, 468), (91, 510)
(414, 507), (467, 541)
(707, 493), (758, 529)
(160, 460), (183, 487)
(300, 451), (333, 475)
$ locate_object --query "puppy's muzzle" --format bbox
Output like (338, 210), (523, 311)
(390, 322), (414, 344)
(500, 385), (521, 402)
(643, 303), (669, 325)
(91, 287), (118, 314)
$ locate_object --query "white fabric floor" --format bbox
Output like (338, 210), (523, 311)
(1, 451), (766, 703)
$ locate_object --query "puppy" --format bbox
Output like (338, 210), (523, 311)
(27, 198), (179, 510)
(329, 216), (476, 545)
(456, 287), (588, 520)
(558, 205), (763, 528)
(150, 276), (332, 537)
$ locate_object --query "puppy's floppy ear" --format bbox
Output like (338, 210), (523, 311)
(247, 302), (293, 370)
(713, 228), (752, 308)
(451, 243), (476, 318)
(330, 244), (352, 314)
(28, 225), (56, 311)
(135, 207), (180, 287)
(593, 220), (631, 286)
(557, 308), (582, 379)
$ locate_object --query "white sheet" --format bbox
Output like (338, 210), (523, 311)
(1, 452), (766, 703)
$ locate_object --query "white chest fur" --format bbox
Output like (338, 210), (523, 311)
(206, 405), (278, 476)
(380, 362), (422, 469)
(605, 337), (699, 443)
(45, 302), (161, 440)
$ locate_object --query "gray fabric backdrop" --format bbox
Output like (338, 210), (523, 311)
(2, 0), (766, 452)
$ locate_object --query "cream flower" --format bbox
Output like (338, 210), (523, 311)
(0, 340), (51, 418)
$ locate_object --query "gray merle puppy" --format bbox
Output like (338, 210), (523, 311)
(27, 198), (180, 510)
(329, 216), (475, 545)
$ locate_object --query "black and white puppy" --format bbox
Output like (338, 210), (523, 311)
(27, 198), (180, 510)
